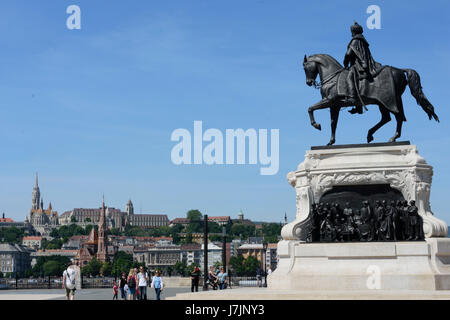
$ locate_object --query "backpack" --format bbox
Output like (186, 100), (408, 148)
(65, 269), (76, 289)
(128, 276), (136, 288)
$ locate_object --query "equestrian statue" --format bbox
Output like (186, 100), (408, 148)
(302, 22), (439, 146)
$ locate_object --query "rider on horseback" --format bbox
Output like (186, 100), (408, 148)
(344, 22), (380, 114)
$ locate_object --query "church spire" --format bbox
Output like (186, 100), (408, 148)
(97, 196), (107, 262)
(32, 172), (41, 210)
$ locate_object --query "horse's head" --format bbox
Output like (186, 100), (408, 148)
(302, 55), (319, 87)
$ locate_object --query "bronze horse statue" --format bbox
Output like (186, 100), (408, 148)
(302, 54), (439, 145)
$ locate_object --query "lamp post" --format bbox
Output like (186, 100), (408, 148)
(203, 214), (208, 291)
(263, 242), (268, 288)
(222, 226), (227, 273)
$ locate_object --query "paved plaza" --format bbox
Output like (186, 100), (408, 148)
(0, 287), (192, 300)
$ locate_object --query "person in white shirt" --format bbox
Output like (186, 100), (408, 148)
(62, 262), (77, 300)
(151, 270), (164, 300)
(137, 266), (149, 300)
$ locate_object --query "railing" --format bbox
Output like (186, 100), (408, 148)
(0, 275), (268, 290)
(230, 276), (266, 288)
(0, 276), (117, 290)
(0, 277), (63, 290)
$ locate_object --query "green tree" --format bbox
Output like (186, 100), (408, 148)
(0, 271), (3, 278)
(229, 255), (245, 276)
(70, 216), (77, 223)
(0, 226), (24, 244)
(261, 223), (282, 243)
(174, 261), (188, 276)
(208, 222), (222, 233)
(243, 256), (260, 276)
(24, 269), (33, 278)
(187, 209), (202, 221)
(230, 224), (255, 240)
(32, 256), (70, 277)
(109, 228), (121, 236)
(182, 233), (193, 244)
(82, 258), (102, 276)
(43, 261), (61, 276)
(186, 210), (203, 233)
(101, 262), (113, 276)
(85, 224), (94, 235)
(50, 228), (59, 238)
(112, 251), (133, 276)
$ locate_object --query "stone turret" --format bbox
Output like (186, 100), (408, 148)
(126, 199), (134, 216)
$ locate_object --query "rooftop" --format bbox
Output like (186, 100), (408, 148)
(23, 236), (43, 241)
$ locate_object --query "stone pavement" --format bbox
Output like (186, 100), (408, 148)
(168, 287), (450, 300)
(0, 287), (192, 300)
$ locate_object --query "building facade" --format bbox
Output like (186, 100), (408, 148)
(134, 245), (181, 270)
(0, 244), (31, 276)
(199, 243), (222, 269)
(22, 236), (43, 250)
(59, 200), (168, 231)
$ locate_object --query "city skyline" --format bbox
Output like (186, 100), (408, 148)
(2, 173), (284, 223)
(1, 1), (449, 225)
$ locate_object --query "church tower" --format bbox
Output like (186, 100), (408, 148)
(126, 199), (134, 216)
(32, 173), (41, 210)
(97, 197), (107, 262)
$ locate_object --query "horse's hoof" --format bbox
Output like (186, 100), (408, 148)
(367, 135), (374, 143)
(389, 134), (400, 143)
(312, 122), (321, 131)
(327, 139), (335, 146)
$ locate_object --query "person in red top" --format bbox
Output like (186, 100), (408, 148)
(113, 281), (118, 300)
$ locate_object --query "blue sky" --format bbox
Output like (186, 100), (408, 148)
(0, 0), (449, 223)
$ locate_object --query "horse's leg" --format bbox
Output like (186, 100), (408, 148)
(308, 99), (332, 131)
(389, 110), (404, 143)
(367, 106), (391, 143)
(388, 114), (403, 142)
(328, 106), (340, 146)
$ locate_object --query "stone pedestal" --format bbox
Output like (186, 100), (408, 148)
(272, 142), (450, 291)
(269, 239), (450, 291)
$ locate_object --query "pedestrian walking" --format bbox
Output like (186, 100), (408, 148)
(208, 266), (219, 290)
(151, 270), (164, 300)
(137, 266), (149, 300)
(119, 272), (127, 300)
(124, 283), (129, 298)
(127, 268), (137, 300)
(256, 267), (263, 287)
(217, 267), (228, 290)
(190, 266), (201, 292)
(62, 262), (77, 300)
(113, 281), (118, 300)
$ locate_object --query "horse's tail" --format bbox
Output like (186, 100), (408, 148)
(403, 69), (440, 122)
